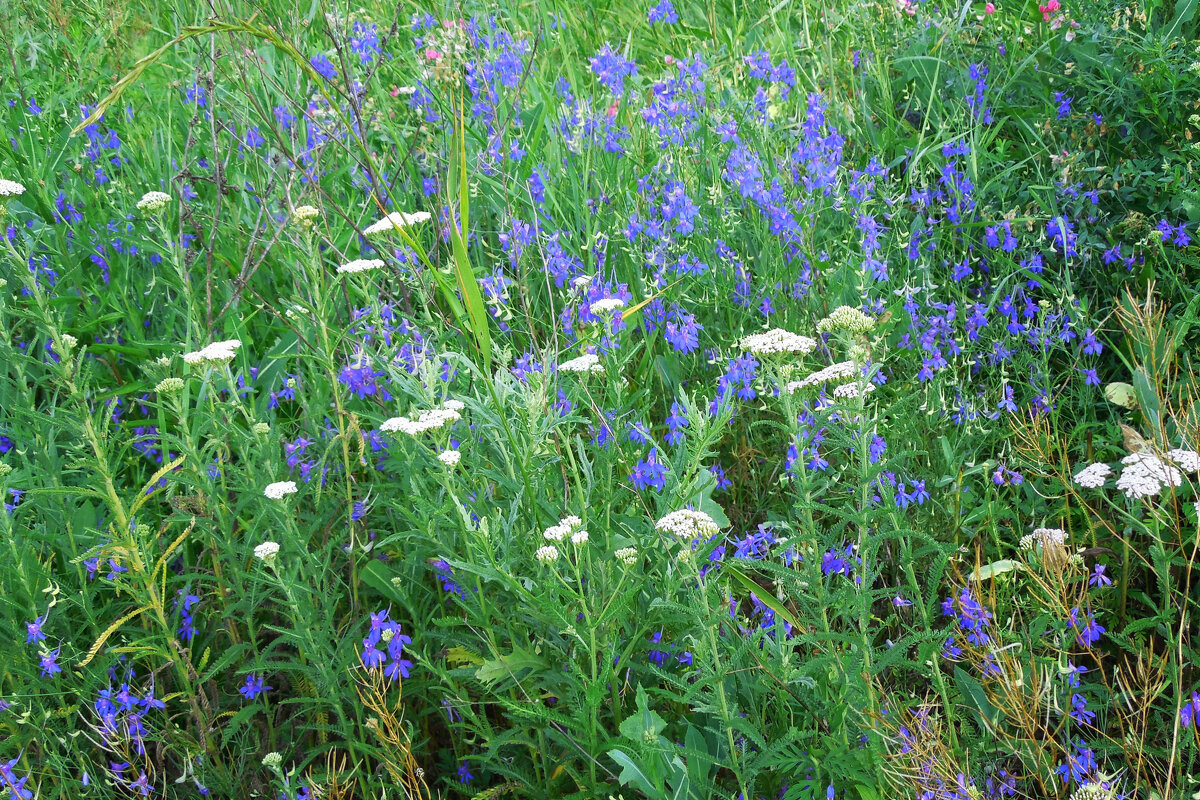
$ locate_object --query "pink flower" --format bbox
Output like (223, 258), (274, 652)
(1038, 0), (1060, 21)
(607, 100), (619, 118)
(985, 1), (995, 13)
(425, 48), (442, 61)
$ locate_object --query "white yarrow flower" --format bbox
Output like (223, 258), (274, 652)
(817, 305), (876, 335)
(1166, 448), (1200, 472)
(589, 298), (626, 315)
(263, 481), (298, 500)
(785, 361), (860, 393)
(0, 179), (26, 197)
(1019, 527), (1067, 551)
(1116, 452), (1181, 500)
(614, 547), (639, 566)
(181, 339), (242, 367)
(380, 406), (462, 436)
(535, 544), (560, 563)
(136, 191), (172, 214)
(831, 380), (874, 399)
(571, 530), (589, 545)
(292, 205), (320, 226)
(254, 541), (281, 561)
(558, 353), (603, 373)
(437, 450), (461, 467)
(655, 509), (721, 540)
(543, 515), (583, 542)
(363, 211), (432, 236)
(739, 328), (818, 355)
(337, 258), (385, 274)
(1072, 462), (1112, 489)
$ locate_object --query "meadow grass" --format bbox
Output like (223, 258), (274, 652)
(1, 0), (1200, 798)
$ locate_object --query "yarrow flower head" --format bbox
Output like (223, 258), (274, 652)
(739, 328), (818, 355)
(1115, 452), (1181, 500)
(254, 541), (280, 562)
(155, 377), (185, 394)
(589, 297), (626, 315)
(437, 450), (461, 467)
(136, 191), (172, 215)
(1073, 462), (1112, 489)
(263, 481), (298, 500)
(181, 339), (242, 367)
(0, 179), (26, 197)
(786, 361), (860, 393)
(1166, 448), (1200, 472)
(337, 258), (385, 274)
(535, 544), (560, 563)
(363, 210), (432, 236)
(655, 509), (721, 540)
(380, 401), (463, 436)
(558, 353), (603, 373)
(292, 205), (320, 227)
(615, 546), (639, 565)
(543, 514), (584, 541)
(817, 305), (876, 336)
(1020, 527), (1067, 552)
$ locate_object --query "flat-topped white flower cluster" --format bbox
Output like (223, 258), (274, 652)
(785, 360), (859, 393)
(263, 481), (297, 500)
(817, 305), (876, 336)
(543, 514), (585, 542)
(337, 258), (385, 274)
(1073, 446), (1200, 499)
(1020, 527), (1067, 552)
(655, 509), (720, 540)
(363, 210), (432, 236)
(558, 353), (603, 373)
(182, 339), (242, 366)
(739, 328), (817, 355)
(381, 399), (464, 436)
(0, 179), (26, 197)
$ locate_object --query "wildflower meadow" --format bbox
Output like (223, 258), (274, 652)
(3, 0), (1200, 797)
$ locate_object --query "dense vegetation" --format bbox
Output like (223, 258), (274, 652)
(2, 0), (1200, 797)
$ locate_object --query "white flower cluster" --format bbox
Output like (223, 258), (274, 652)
(181, 339), (242, 367)
(543, 514), (584, 542)
(1067, 782), (1118, 800)
(292, 205), (320, 226)
(1116, 452), (1182, 500)
(558, 353), (603, 373)
(831, 381), (875, 400)
(589, 297), (626, 315)
(155, 377), (185, 394)
(0, 179), (26, 197)
(1019, 527), (1067, 552)
(817, 305), (876, 335)
(254, 541), (281, 561)
(136, 190), (172, 214)
(381, 401), (463, 436)
(363, 210), (432, 236)
(738, 328), (818, 355)
(785, 361), (860, 393)
(614, 546), (639, 566)
(437, 450), (461, 467)
(655, 509), (720, 540)
(263, 481), (298, 500)
(1072, 462), (1112, 489)
(1166, 448), (1200, 471)
(535, 544), (559, 563)
(337, 258), (385, 274)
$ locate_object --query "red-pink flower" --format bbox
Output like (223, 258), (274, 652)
(1038, 0), (1060, 20)
(985, 1), (995, 13)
